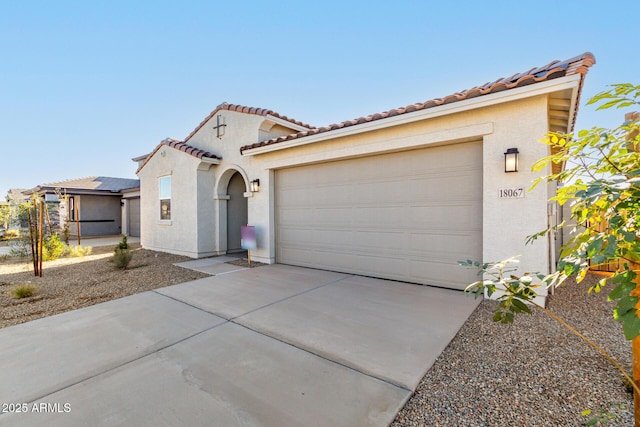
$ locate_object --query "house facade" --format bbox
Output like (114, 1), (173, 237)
(136, 53), (595, 295)
(27, 176), (140, 237)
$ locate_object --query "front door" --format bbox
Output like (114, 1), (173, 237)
(226, 172), (248, 253)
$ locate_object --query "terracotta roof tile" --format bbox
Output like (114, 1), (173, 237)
(183, 102), (315, 143)
(240, 52), (595, 153)
(136, 138), (222, 174)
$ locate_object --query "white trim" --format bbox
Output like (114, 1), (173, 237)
(567, 78), (581, 132)
(265, 114), (311, 132)
(244, 75), (582, 156)
(199, 158), (221, 165)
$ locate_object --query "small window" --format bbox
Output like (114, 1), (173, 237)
(69, 197), (75, 221)
(159, 176), (171, 220)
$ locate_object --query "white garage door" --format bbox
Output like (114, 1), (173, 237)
(275, 141), (482, 290)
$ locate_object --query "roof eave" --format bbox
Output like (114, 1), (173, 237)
(242, 74), (583, 156)
(265, 114), (311, 132)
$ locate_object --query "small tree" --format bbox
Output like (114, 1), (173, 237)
(113, 236), (132, 269)
(0, 204), (10, 230)
(464, 84), (640, 424)
(115, 235), (129, 252)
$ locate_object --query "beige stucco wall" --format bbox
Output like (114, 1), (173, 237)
(138, 146), (214, 257)
(138, 93), (556, 300)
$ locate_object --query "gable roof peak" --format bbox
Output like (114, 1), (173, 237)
(184, 102), (315, 142)
(135, 138), (222, 174)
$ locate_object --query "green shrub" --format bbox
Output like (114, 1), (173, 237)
(113, 248), (133, 269)
(115, 235), (129, 252)
(61, 223), (70, 244)
(42, 234), (66, 261)
(8, 236), (30, 257)
(68, 245), (93, 258)
(9, 283), (39, 299)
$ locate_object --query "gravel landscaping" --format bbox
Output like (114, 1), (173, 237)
(392, 273), (634, 426)
(0, 244), (210, 329)
(0, 247), (634, 425)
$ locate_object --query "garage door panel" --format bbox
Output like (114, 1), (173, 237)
(353, 231), (406, 252)
(276, 142), (482, 290)
(411, 174), (481, 200)
(281, 208), (355, 227)
(407, 232), (481, 255)
(310, 228), (355, 247)
(280, 227), (356, 249)
(409, 203), (481, 228)
(351, 206), (408, 228)
(282, 248), (359, 272)
(408, 259), (475, 288)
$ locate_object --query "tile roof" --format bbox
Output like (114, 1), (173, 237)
(184, 102), (315, 143)
(34, 176), (140, 193)
(135, 138), (222, 174)
(6, 188), (30, 201)
(240, 52), (596, 153)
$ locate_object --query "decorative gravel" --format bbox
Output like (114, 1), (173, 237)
(392, 273), (634, 426)
(0, 245), (210, 329)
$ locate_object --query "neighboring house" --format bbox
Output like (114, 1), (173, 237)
(26, 176), (140, 237)
(6, 188), (30, 203)
(136, 53), (595, 299)
(4, 188), (30, 229)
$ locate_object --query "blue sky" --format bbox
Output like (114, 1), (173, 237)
(1, 1), (638, 198)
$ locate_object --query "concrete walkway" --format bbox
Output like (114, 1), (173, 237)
(0, 264), (479, 426)
(174, 253), (247, 276)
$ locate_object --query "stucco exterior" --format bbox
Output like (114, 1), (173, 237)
(26, 177), (140, 237)
(136, 57), (594, 298)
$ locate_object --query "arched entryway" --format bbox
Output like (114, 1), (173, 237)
(226, 171), (248, 253)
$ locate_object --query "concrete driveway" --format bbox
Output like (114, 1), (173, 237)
(0, 264), (479, 426)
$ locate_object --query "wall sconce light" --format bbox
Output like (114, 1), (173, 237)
(504, 148), (519, 173)
(250, 179), (260, 192)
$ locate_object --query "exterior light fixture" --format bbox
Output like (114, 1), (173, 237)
(504, 148), (519, 173)
(250, 179), (260, 192)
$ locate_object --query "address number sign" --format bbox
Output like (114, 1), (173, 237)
(499, 187), (525, 198)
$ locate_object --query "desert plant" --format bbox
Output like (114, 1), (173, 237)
(8, 236), (31, 257)
(9, 283), (39, 299)
(61, 222), (70, 244)
(113, 247), (133, 269)
(115, 235), (129, 252)
(67, 245), (92, 258)
(42, 233), (66, 261)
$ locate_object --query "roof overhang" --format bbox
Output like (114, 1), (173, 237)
(27, 187), (127, 197)
(243, 74), (583, 156)
(136, 139), (222, 174)
(264, 114), (311, 132)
